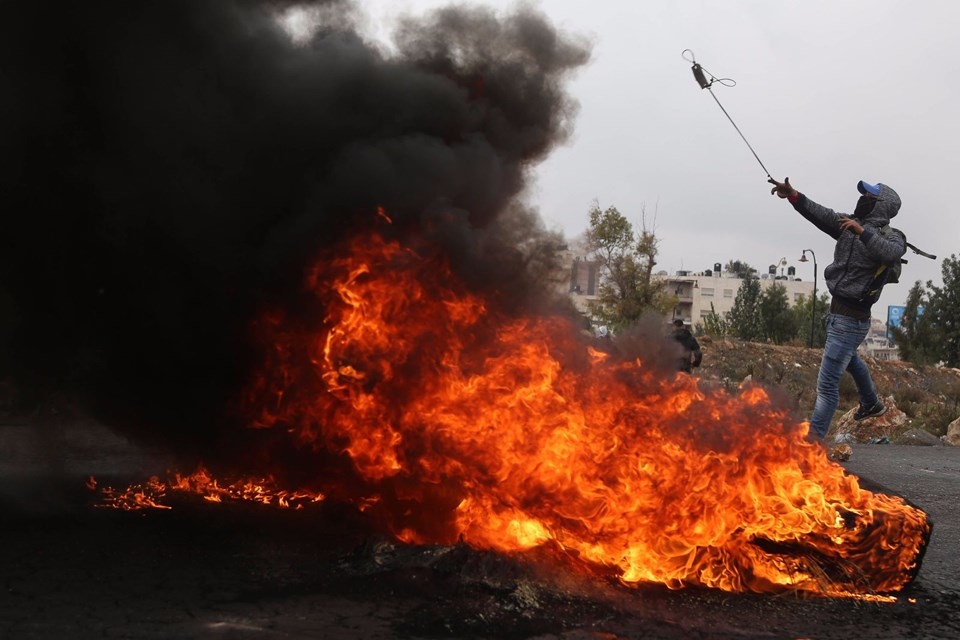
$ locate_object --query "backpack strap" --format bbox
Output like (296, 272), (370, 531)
(861, 264), (890, 301)
(881, 224), (937, 260)
(906, 242), (937, 260)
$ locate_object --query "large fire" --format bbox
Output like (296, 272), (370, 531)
(101, 230), (930, 597)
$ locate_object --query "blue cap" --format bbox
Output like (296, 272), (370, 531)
(857, 180), (880, 196)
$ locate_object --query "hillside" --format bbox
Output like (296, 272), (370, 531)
(696, 337), (960, 442)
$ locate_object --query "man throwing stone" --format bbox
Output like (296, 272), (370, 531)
(769, 177), (906, 440)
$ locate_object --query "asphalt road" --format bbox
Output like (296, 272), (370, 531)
(2, 422), (959, 639)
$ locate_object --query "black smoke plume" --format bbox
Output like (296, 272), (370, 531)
(0, 1), (590, 456)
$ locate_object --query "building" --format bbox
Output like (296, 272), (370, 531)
(659, 263), (815, 327)
(566, 256), (816, 327)
(566, 256), (901, 354)
(860, 317), (900, 361)
(569, 257), (599, 298)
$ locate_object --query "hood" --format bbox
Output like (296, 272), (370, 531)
(866, 183), (901, 225)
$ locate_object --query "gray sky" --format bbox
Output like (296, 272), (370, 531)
(358, 0), (958, 320)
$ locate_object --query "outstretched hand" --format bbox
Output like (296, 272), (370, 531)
(769, 177), (798, 199)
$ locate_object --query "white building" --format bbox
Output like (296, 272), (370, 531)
(565, 257), (902, 354)
(659, 265), (815, 327)
(860, 317), (900, 361)
(566, 257), (816, 327)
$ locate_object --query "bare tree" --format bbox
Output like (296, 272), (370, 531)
(584, 202), (673, 330)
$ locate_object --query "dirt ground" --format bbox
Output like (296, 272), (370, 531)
(696, 338), (960, 438)
(2, 421), (960, 639)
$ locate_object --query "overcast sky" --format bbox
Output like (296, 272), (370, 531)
(355, 0), (958, 320)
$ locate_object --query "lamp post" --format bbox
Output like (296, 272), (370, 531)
(799, 249), (817, 348)
(769, 257), (787, 279)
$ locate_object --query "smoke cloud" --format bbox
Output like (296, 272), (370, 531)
(0, 1), (590, 454)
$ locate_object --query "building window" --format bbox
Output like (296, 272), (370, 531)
(723, 289), (733, 298)
(700, 310), (712, 318)
(701, 287), (715, 297)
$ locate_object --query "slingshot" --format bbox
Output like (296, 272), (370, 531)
(683, 49), (772, 180)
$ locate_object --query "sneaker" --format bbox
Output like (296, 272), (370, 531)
(854, 401), (887, 421)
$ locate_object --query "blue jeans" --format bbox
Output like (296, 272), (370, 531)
(808, 313), (879, 439)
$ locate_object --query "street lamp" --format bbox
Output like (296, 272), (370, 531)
(768, 257), (787, 278)
(799, 249), (817, 348)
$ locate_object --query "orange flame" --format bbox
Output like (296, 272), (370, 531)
(235, 232), (929, 596)
(95, 467), (325, 511)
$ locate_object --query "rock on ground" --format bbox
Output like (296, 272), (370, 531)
(832, 395), (908, 443)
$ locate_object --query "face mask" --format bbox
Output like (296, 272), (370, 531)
(854, 195), (877, 218)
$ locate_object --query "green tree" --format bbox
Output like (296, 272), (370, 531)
(758, 282), (800, 344)
(925, 254), (960, 367)
(584, 202), (673, 330)
(895, 255), (960, 367)
(727, 277), (762, 340)
(724, 260), (757, 280)
(791, 291), (830, 348)
(695, 302), (728, 339)
(890, 281), (939, 365)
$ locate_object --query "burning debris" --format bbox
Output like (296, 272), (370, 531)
(99, 231), (931, 599)
(828, 444), (854, 462)
(238, 232), (930, 597)
(90, 467), (324, 511)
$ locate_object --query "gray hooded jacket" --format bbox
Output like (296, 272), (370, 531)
(791, 183), (907, 312)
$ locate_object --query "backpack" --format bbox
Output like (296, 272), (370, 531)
(868, 225), (936, 292)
